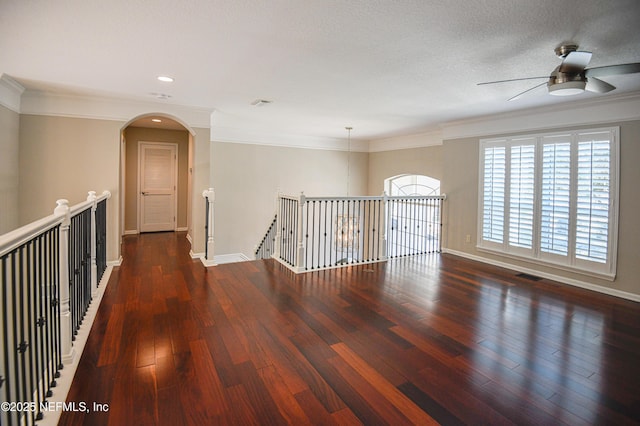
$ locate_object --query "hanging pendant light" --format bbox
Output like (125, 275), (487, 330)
(335, 126), (359, 262)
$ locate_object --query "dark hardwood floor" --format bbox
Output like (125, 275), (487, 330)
(59, 232), (640, 425)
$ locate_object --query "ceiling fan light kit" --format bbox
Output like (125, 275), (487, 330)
(548, 80), (586, 96)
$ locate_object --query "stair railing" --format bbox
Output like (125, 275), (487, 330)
(0, 190), (110, 425)
(254, 215), (278, 260)
(272, 192), (446, 273)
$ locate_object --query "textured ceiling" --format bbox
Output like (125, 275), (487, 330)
(1, 0), (640, 140)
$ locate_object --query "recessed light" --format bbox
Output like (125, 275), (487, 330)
(157, 76), (174, 83)
(151, 118), (162, 123)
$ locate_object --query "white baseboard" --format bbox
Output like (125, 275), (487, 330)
(442, 248), (640, 302)
(214, 253), (251, 264)
(176, 226), (188, 232)
(196, 252), (252, 267)
(107, 256), (123, 267)
(123, 229), (138, 235)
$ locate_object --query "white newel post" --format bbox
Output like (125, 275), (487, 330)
(380, 191), (388, 260)
(54, 199), (76, 365)
(295, 192), (306, 272)
(273, 191), (282, 260)
(87, 191), (98, 297)
(202, 188), (216, 266)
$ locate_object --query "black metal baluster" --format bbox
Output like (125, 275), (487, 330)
(306, 201), (311, 270)
(347, 200), (352, 264)
(356, 200), (361, 263)
(430, 198), (435, 253)
(390, 199), (396, 258)
(329, 201), (334, 266)
(96, 199), (107, 283)
(35, 234), (46, 418)
(53, 226), (62, 381)
(25, 243), (35, 426)
(17, 247), (30, 425)
(418, 198), (429, 254)
(322, 201), (327, 268)
(288, 199), (292, 266)
(374, 199), (380, 260)
(438, 198), (443, 252)
(283, 199), (288, 264)
(2, 254), (15, 426)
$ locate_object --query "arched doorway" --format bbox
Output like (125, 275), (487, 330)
(119, 114), (195, 238)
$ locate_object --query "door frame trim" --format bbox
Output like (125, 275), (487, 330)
(137, 141), (178, 233)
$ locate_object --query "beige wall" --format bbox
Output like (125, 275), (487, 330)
(441, 120), (640, 297)
(367, 145), (443, 195)
(211, 141), (368, 257)
(123, 127), (190, 232)
(18, 115), (123, 261)
(0, 104), (20, 234)
(16, 115), (210, 262)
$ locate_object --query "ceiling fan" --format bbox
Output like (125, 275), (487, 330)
(478, 43), (640, 101)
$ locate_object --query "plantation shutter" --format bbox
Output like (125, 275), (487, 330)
(478, 127), (617, 279)
(509, 142), (535, 249)
(540, 139), (571, 256)
(482, 145), (506, 243)
(575, 134), (611, 263)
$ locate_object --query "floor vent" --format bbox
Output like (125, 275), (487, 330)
(516, 272), (542, 281)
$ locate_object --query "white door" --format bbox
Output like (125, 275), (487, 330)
(139, 142), (177, 232)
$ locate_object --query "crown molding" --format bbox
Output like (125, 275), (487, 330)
(19, 90), (213, 129)
(0, 74), (25, 113)
(211, 125), (370, 152)
(441, 91), (640, 140)
(368, 130), (443, 152)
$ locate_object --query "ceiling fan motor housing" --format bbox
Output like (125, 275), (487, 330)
(548, 66), (587, 95)
(554, 43), (579, 58)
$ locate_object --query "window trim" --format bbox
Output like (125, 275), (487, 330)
(477, 127), (619, 281)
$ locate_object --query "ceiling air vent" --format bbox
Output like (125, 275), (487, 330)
(251, 99), (272, 107)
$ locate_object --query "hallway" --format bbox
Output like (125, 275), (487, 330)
(58, 232), (640, 425)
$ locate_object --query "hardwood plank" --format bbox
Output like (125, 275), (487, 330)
(58, 233), (640, 425)
(96, 303), (125, 366)
(326, 354), (415, 425)
(331, 342), (438, 425)
(189, 339), (229, 416)
(257, 365), (314, 425)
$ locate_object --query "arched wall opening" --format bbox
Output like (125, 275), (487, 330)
(119, 113), (196, 241)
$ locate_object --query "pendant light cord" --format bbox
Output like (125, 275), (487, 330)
(346, 126), (352, 196)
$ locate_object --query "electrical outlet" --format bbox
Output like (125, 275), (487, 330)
(465, 234), (471, 243)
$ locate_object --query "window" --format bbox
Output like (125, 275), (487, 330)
(387, 174), (440, 196)
(478, 128), (619, 279)
(386, 174), (441, 257)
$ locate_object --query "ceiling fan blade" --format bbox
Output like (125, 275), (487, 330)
(477, 76), (548, 85)
(508, 81), (548, 101)
(586, 77), (616, 93)
(585, 63), (640, 77)
(559, 50), (592, 73)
